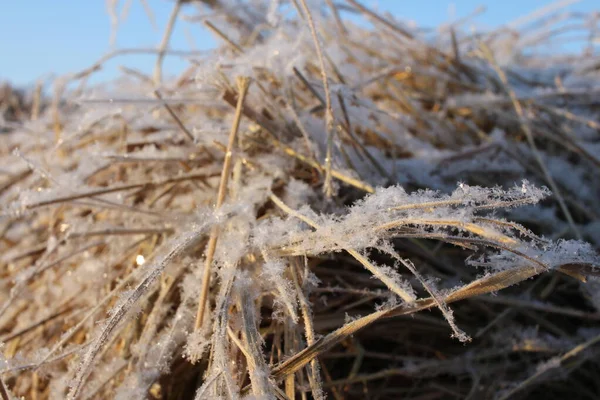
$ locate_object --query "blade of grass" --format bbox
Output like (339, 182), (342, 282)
(194, 76), (251, 331)
(295, 0), (335, 197)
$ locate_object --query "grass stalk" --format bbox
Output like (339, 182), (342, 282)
(194, 76), (251, 331)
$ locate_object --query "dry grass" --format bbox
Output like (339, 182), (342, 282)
(1, 1), (600, 399)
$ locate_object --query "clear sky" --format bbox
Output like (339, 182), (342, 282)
(0, 0), (597, 86)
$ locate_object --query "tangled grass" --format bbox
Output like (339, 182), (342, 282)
(1, 1), (600, 399)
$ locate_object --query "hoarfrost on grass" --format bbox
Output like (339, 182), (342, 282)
(2, 0), (600, 398)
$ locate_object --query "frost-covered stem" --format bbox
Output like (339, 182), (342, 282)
(0, 375), (11, 400)
(107, 0), (119, 47)
(325, 0), (347, 34)
(480, 44), (581, 240)
(287, 87), (319, 159)
(52, 79), (66, 143)
(260, 251), (299, 322)
(380, 246), (470, 342)
(135, 275), (175, 361)
(153, 0), (182, 86)
(201, 266), (237, 397)
(345, 249), (415, 303)
(297, 0), (335, 197)
(203, 21), (244, 54)
(375, 218), (517, 246)
(284, 324), (296, 400)
(195, 77), (251, 331)
(389, 197), (542, 212)
(194, 372), (223, 400)
(238, 290), (273, 398)
(153, 89), (195, 141)
(291, 263), (324, 400)
(31, 80), (42, 121)
(139, 0), (158, 31)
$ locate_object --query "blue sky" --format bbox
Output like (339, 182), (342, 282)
(1, 0), (597, 86)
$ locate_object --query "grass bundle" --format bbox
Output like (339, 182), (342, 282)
(1, 1), (600, 399)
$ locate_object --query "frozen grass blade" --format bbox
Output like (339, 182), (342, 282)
(291, 260), (324, 400)
(296, 0), (335, 197)
(153, 0), (182, 85)
(237, 287), (274, 398)
(194, 76), (251, 331)
(0, 375), (11, 400)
